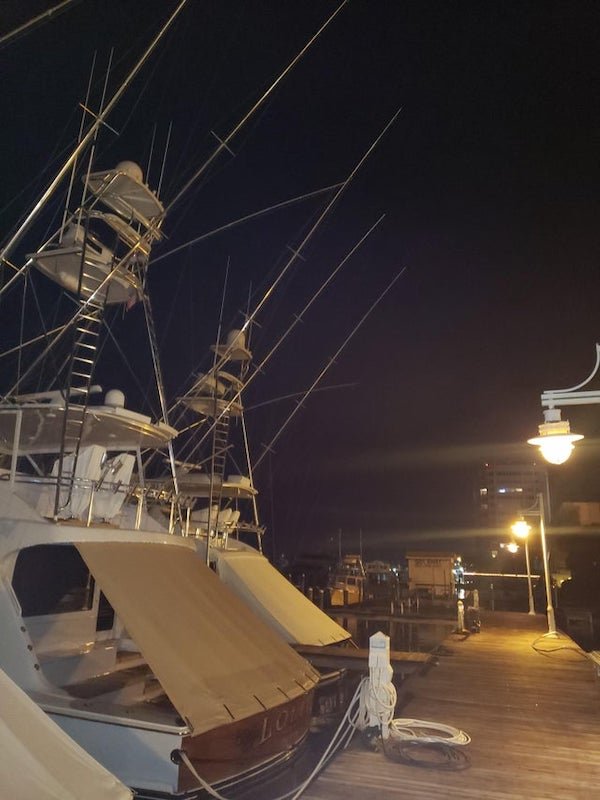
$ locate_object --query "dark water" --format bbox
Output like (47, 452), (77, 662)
(332, 611), (455, 653)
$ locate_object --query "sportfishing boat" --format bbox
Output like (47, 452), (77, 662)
(0, 2), (398, 792)
(0, 154), (321, 797)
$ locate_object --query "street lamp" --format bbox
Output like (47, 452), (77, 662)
(528, 343), (600, 464)
(513, 494), (557, 636)
(511, 519), (535, 615)
(528, 408), (583, 465)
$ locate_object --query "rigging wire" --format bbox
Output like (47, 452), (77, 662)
(61, 51), (98, 239)
(0, 324), (68, 362)
(146, 122), (158, 188)
(100, 316), (161, 421)
(245, 383), (357, 412)
(150, 183), (344, 266)
(157, 121), (173, 199)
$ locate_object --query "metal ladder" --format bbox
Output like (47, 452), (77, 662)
(53, 275), (105, 517)
(207, 405), (231, 530)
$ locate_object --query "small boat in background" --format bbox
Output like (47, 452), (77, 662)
(328, 554), (367, 606)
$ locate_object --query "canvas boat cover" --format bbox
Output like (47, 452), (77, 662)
(77, 542), (319, 735)
(216, 548), (351, 646)
(0, 667), (131, 800)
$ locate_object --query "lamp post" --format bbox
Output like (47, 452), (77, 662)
(527, 345), (600, 630)
(512, 494), (556, 635)
(511, 519), (535, 615)
(536, 493), (557, 636)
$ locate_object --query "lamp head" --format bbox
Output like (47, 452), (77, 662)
(528, 408), (583, 465)
(505, 542), (519, 554)
(511, 519), (531, 539)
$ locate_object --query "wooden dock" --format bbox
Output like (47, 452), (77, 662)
(303, 611), (600, 799)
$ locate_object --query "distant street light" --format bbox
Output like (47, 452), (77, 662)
(528, 344), (600, 464)
(511, 519), (535, 615)
(513, 494), (557, 636)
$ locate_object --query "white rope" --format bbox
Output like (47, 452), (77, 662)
(355, 670), (397, 735)
(354, 663), (470, 747)
(389, 718), (471, 746)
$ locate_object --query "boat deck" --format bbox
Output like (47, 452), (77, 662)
(304, 611), (600, 799)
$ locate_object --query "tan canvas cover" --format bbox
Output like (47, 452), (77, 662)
(217, 549), (350, 646)
(77, 542), (318, 735)
(0, 668), (131, 800)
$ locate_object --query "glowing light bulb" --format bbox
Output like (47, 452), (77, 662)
(511, 520), (531, 539)
(528, 412), (583, 465)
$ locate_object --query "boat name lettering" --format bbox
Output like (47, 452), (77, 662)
(258, 700), (307, 744)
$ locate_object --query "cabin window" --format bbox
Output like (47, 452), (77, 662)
(12, 544), (94, 617)
(96, 590), (115, 631)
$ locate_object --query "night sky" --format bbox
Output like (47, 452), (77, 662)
(2, 1), (600, 562)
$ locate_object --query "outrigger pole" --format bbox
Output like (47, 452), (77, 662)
(0, 0), (80, 50)
(194, 105), (403, 385)
(166, 102), (404, 465)
(173, 213), (387, 468)
(0, 0), (189, 267)
(164, 0), (350, 214)
(253, 268), (408, 471)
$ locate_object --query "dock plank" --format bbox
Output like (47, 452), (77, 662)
(293, 643), (430, 673)
(304, 611), (600, 799)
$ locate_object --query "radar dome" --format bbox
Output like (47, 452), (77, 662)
(105, 389), (126, 408)
(115, 161), (143, 183)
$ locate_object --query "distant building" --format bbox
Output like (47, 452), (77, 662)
(479, 462), (548, 530)
(406, 551), (459, 598)
(558, 502), (600, 527)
